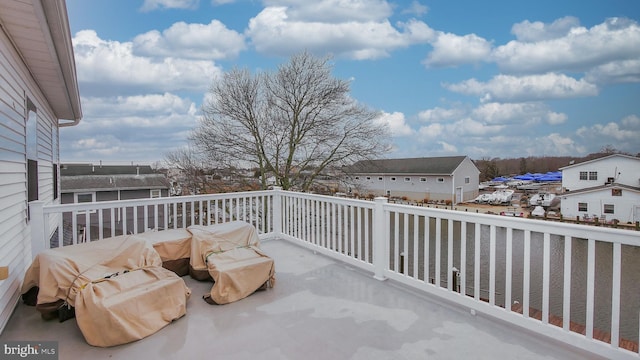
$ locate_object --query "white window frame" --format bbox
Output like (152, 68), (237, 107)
(75, 192), (96, 214)
(604, 204), (614, 214)
(404, 177), (411, 182)
(578, 202), (588, 212)
(437, 178), (445, 183)
(419, 177), (427, 182)
(150, 189), (162, 198)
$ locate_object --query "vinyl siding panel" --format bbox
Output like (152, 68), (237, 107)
(0, 23), (61, 334)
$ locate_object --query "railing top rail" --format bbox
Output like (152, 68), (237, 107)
(42, 190), (274, 213)
(278, 191), (376, 209)
(382, 201), (639, 245)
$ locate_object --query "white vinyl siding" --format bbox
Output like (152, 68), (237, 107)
(0, 26), (61, 333)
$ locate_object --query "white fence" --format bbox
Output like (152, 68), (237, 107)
(30, 188), (640, 359)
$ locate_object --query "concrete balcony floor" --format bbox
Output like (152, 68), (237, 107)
(1, 239), (602, 359)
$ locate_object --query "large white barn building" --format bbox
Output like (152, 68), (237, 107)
(345, 156), (480, 204)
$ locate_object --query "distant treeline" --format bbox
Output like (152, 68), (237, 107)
(473, 151), (639, 182)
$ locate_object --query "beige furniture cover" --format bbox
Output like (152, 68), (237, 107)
(188, 222), (275, 304)
(21, 236), (191, 347)
(131, 229), (192, 276)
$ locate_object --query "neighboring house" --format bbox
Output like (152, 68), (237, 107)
(345, 156), (480, 203)
(0, 0), (82, 333)
(61, 164), (171, 202)
(61, 164), (171, 240)
(559, 154), (640, 223)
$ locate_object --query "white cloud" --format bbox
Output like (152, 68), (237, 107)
(376, 111), (414, 136)
(445, 73), (598, 102)
(263, 0), (393, 23)
(585, 59), (640, 84)
(404, 101), (573, 159)
(73, 30), (222, 96)
(246, 6), (433, 59)
(133, 20), (246, 60)
(140, 0), (199, 12)
(474, 102), (568, 126)
(511, 16), (580, 42)
(81, 93), (197, 119)
(493, 17), (640, 74)
(437, 141), (457, 152)
(576, 114), (640, 151)
(447, 117), (505, 136)
(417, 107), (465, 122)
(534, 133), (586, 156)
(62, 93), (198, 162)
(417, 123), (444, 139)
(402, 1), (428, 17)
(423, 32), (492, 68)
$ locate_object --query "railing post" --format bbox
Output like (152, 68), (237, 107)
(272, 186), (283, 236)
(373, 196), (388, 281)
(29, 201), (47, 259)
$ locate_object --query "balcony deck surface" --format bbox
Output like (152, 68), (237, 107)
(1, 239), (603, 359)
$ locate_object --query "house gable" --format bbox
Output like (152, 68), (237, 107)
(560, 154), (640, 192)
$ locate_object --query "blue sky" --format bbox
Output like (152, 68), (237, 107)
(62, 0), (640, 165)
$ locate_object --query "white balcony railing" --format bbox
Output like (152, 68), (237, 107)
(29, 187), (640, 359)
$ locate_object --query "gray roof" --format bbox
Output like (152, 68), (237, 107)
(562, 182), (640, 197)
(61, 174), (170, 193)
(346, 156), (469, 175)
(559, 154), (640, 170)
(61, 164), (156, 176)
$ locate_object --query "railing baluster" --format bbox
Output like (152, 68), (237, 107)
(163, 203), (168, 230)
(448, 219), (454, 291)
(403, 212), (408, 275)
(181, 201), (187, 228)
(505, 228), (512, 310)
(489, 225), (496, 305)
(337, 203), (343, 254)
(611, 242), (621, 348)
(122, 206), (128, 235)
(563, 235), (571, 331)
(110, 208), (116, 237)
(542, 232), (550, 324)
(460, 221), (467, 296)
(424, 217), (430, 284)
(153, 204), (158, 229)
(393, 211), (399, 273)
(364, 207), (370, 263)
(172, 202), (177, 229)
(98, 209), (104, 240)
(523, 230), (531, 318)
(350, 205), (355, 258)
(435, 217), (441, 288)
(586, 238), (596, 339)
(413, 214), (419, 278)
(191, 200), (196, 226)
(84, 211), (90, 241)
(474, 223), (480, 300)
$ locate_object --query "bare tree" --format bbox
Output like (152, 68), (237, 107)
(164, 146), (204, 195)
(192, 51), (391, 191)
